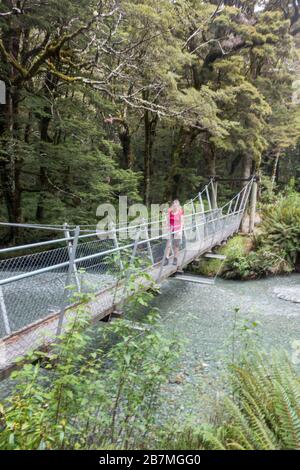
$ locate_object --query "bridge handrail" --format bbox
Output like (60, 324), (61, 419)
(220, 178), (254, 212)
(0, 175), (255, 357)
(0, 178), (253, 291)
(0, 202), (220, 257)
(0, 208), (245, 288)
(0, 182), (215, 240)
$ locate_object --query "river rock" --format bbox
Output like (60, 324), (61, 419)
(169, 373), (185, 385)
(273, 287), (300, 304)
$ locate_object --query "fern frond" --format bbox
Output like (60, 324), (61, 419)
(223, 397), (258, 449)
(273, 381), (300, 449)
(198, 428), (226, 450)
(242, 401), (277, 450)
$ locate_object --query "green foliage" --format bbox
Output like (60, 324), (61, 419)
(226, 249), (292, 279)
(259, 175), (279, 205)
(190, 235), (250, 278)
(199, 352), (300, 450)
(225, 308), (261, 369)
(191, 220), (297, 280)
(258, 190), (300, 266)
(1, 0), (300, 241)
(160, 352), (300, 450)
(0, 289), (181, 450)
(219, 189), (300, 278)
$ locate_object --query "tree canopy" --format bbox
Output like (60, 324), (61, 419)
(0, 0), (300, 242)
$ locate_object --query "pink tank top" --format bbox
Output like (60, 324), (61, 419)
(168, 208), (184, 231)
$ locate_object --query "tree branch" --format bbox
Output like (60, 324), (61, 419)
(0, 8), (22, 17)
(291, 0), (300, 25)
(0, 7), (119, 85)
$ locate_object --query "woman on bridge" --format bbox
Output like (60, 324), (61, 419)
(164, 200), (184, 267)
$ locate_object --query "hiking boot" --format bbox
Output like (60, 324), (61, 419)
(173, 258), (178, 266)
(163, 258), (169, 266)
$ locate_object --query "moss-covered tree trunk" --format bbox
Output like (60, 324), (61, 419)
(165, 127), (198, 201)
(143, 105), (158, 207)
(203, 136), (216, 177)
(36, 72), (57, 222)
(0, 8), (22, 242)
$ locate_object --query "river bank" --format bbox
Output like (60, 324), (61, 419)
(190, 189), (300, 281)
(189, 233), (298, 280)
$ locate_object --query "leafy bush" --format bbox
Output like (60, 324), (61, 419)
(201, 189), (300, 280)
(0, 293), (181, 450)
(257, 190), (300, 267)
(224, 248), (292, 279)
(222, 189), (300, 279)
(258, 175), (279, 206)
(192, 187), (300, 280)
(190, 235), (250, 278)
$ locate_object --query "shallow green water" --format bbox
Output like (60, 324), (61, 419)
(1, 274), (299, 426)
(148, 274), (300, 424)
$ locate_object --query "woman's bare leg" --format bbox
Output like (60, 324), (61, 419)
(165, 239), (171, 259)
(174, 242), (179, 260)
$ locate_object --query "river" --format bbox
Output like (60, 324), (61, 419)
(143, 274), (300, 424)
(1, 274), (299, 427)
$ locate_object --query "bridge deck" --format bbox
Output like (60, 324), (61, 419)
(0, 180), (254, 378)
(0, 235), (232, 378)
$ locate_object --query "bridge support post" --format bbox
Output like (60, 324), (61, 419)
(119, 226), (142, 303)
(240, 179), (254, 232)
(211, 180), (218, 210)
(198, 193), (206, 245)
(239, 186), (248, 232)
(198, 192), (205, 214)
(110, 222), (124, 270)
(249, 181), (258, 233)
(206, 183), (216, 239)
(57, 226), (80, 336)
(233, 193), (241, 233)
(64, 223), (81, 292)
(0, 286), (11, 336)
(142, 218), (154, 265)
(206, 185), (212, 212)
(191, 200), (200, 242)
(233, 193), (240, 213)
(223, 200), (233, 241)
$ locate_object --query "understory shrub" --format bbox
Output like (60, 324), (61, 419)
(190, 235), (290, 280)
(189, 236), (250, 278)
(222, 247), (293, 279)
(0, 291), (181, 450)
(190, 183), (300, 279)
(191, 188), (300, 280)
(257, 190), (300, 267)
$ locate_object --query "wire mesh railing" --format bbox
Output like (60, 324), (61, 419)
(0, 178), (254, 369)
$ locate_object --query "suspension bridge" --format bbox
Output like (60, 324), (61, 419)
(0, 178), (256, 377)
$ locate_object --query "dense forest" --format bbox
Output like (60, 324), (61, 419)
(1, 1), (300, 455)
(1, 0), (300, 244)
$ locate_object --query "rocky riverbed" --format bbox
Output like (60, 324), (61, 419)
(1, 274), (299, 428)
(273, 286), (300, 303)
(148, 274), (300, 425)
